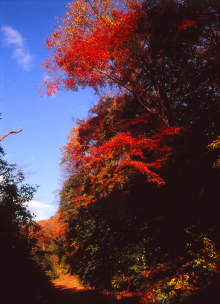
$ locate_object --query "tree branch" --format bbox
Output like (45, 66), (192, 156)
(0, 129), (22, 142)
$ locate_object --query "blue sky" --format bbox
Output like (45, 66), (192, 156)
(0, 0), (94, 220)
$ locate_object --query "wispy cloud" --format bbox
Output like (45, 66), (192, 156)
(25, 200), (56, 221)
(1, 26), (34, 71)
(2, 154), (10, 160)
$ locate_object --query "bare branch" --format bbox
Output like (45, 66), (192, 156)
(0, 129), (22, 142)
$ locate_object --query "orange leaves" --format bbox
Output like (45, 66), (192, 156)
(178, 19), (196, 30)
(114, 234), (220, 303)
(43, 76), (59, 97)
(52, 0), (186, 209)
(58, 85), (184, 210)
(80, 132), (167, 191)
(71, 195), (95, 208)
(118, 159), (164, 182)
(42, 2), (220, 300)
(41, 0), (142, 96)
(38, 213), (66, 239)
(60, 95), (182, 208)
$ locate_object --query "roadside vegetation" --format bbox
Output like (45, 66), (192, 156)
(1, 1), (220, 303)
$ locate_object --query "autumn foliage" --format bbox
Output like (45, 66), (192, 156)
(42, 0), (220, 303)
(0, 145), (52, 304)
(60, 98), (183, 209)
(32, 213), (69, 280)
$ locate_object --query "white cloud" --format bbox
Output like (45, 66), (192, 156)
(25, 200), (56, 221)
(2, 26), (23, 46)
(1, 26), (34, 71)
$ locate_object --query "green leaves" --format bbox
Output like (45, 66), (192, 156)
(43, 0), (220, 302)
(0, 146), (51, 303)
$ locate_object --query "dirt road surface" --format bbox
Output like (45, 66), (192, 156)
(39, 275), (140, 304)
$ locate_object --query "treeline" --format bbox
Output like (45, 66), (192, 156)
(42, 0), (220, 303)
(0, 141), (49, 303)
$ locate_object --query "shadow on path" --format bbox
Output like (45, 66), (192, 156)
(39, 276), (141, 304)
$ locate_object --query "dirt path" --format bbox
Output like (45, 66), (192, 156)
(52, 275), (85, 291)
(40, 275), (140, 304)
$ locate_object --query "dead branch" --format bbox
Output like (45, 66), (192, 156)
(0, 128), (22, 142)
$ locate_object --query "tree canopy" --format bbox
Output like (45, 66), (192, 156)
(42, 0), (220, 302)
(0, 144), (46, 303)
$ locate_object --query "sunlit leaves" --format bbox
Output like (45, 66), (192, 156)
(41, 0), (220, 131)
(41, 0), (220, 301)
(112, 233), (220, 303)
(207, 136), (220, 168)
(60, 94), (183, 210)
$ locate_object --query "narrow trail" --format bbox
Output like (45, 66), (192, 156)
(40, 275), (140, 304)
(52, 275), (85, 291)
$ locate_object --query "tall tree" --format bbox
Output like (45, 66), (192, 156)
(42, 0), (220, 129)
(0, 145), (45, 303)
(42, 0), (220, 301)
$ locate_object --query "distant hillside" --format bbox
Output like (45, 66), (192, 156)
(38, 213), (62, 239)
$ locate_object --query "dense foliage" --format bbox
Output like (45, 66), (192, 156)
(34, 214), (69, 280)
(0, 145), (50, 303)
(43, 0), (220, 302)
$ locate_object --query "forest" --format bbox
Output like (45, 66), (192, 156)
(1, 0), (220, 303)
